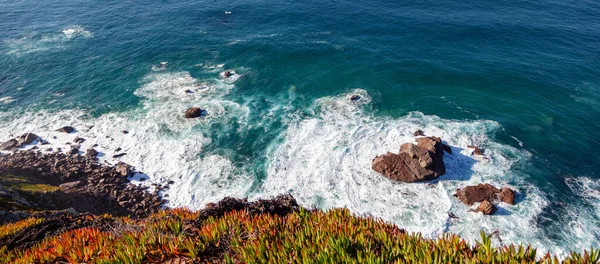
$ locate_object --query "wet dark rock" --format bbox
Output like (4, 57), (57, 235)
(113, 153), (127, 158)
(223, 71), (232, 78)
(184, 107), (203, 118)
(414, 130), (425, 137)
(74, 137), (85, 144)
(56, 126), (75, 133)
(350, 95), (361, 101)
(1, 139), (19, 150)
(18, 133), (39, 145)
(85, 149), (98, 158)
(184, 89), (193, 94)
(122, 130), (129, 134)
(115, 162), (132, 177)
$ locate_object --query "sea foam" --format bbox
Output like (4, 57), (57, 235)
(5, 25), (92, 56)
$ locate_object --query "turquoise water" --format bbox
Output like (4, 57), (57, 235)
(1, 0), (599, 256)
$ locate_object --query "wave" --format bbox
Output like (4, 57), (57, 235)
(4, 25), (92, 56)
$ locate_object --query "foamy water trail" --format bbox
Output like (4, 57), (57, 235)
(0, 75), (598, 257)
(4, 25), (92, 55)
(251, 88), (595, 257)
(0, 70), (253, 208)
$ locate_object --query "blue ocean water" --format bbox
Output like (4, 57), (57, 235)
(1, 0), (599, 256)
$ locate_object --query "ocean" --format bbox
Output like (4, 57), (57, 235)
(0, 0), (599, 256)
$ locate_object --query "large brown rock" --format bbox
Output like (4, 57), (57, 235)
(184, 107), (203, 118)
(476, 200), (497, 215)
(372, 136), (449, 183)
(455, 184), (516, 205)
(498, 187), (515, 205)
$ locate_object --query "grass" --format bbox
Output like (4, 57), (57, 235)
(0, 174), (59, 193)
(0, 208), (598, 263)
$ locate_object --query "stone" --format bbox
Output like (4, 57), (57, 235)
(372, 136), (449, 183)
(467, 145), (484, 156)
(350, 95), (361, 101)
(0, 139), (19, 150)
(86, 148), (98, 158)
(113, 153), (127, 158)
(413, 130), (425, 137)
(18, 133), (39, 145)
(498, 187), (516, 205)
(56, 126), (75, 133)
(115, 162), (131, 177)
(122, 130), (129, 134)
(74, 137), (85, 144)
(476, 200), (497, 215)
(454, 184), (500, 205)
(184, 107), (203, 118)
(59, 181), (82, 190)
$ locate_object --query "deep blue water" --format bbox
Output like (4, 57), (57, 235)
(1, 0), (599, 255)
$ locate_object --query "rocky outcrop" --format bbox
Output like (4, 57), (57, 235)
(454, 184), (516, 205)
(467, 145), (484, 156)
(454, 183), (516, 215)
(18, 133), (38, 145)
(372, 136), (450, 183)
(0, 150), (166, 219)
(1, 133), (40, 151)
(184, 107), (203, 118)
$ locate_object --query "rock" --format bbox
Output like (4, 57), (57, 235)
(59, 181), (82, 190)
(184, 89), (193, 94)
(455, 184), (517, 206)
(167, 180), (175, 185)
(414, 130), (425, 137)
(454, 184), (500, 205)
(86, 148), (98, 158)
(223, 71), (232, 78)
(74, 137), (85, 144)
(69, 145), (80, 154)
(18, 133), (39, 145)
(372, 136), (448, 183)
(113, 153), (127, 158)
(115, 162), (131, 177)
(350, 95), (361, 101)
(56, 126), (75, 133)
(184, 107), (203, 118)
(0, 139), (19, 150)
(498, 187), (515, 205)
(467, 145), (484, 156)
(115, 147), (122, 152)
(476, 200), (497, 215)
(122, 130), (129, 134)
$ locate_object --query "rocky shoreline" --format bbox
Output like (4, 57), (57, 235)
(0, 149), (167, 224)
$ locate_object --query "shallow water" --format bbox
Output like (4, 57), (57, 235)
(0, 0), (599, 256)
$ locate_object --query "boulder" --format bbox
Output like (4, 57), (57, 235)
(350, 95), (361, 101)
(0, 139), (19, 150)
(454, 184), (500, 205)
(115, 162), (132, 177)
(56, 126), (75, 133)
(372, 136), (449, 183)
(413, 130), (425, 137)
(74, 137), (85, 144)
(18, 133), (39, 145)
(86, 148), (98, 158)
(184, 107), (202, 118)
(467, 145), (484, 156)
(113, 153), (127, 158)
(455, 184), (516, 206)
(498, 187), (515, 205)
(476, 200), (497, 215)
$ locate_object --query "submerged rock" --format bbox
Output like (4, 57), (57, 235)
(372, 136), (450, 183)
(413, 130), (425, 137)
(467, 145), (484, 156)
(184, 107), (203, 118)
(56, 126), (75, 133)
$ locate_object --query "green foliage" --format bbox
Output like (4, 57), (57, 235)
(0, 208), (597, 263)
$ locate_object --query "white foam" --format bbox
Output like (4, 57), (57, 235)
(252, 88), (568, 256)
(0, 96), (15, 104)
(0, 70), (252, 209)
(5, 25), (92, 55)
